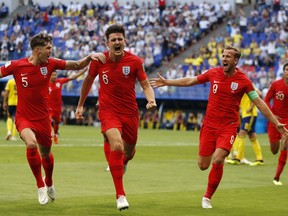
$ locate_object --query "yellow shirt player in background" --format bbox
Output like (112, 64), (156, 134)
(227, 89), (264, 166)
(3, 78), (18, 141)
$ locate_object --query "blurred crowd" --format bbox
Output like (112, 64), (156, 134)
(158, 0), (288, 98)
(0, 0), (287, 125)
(0, 0), (228, 73)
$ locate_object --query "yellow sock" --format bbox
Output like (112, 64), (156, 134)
(232, 136), (240, 157)
(12, 123), (17, 137)
(236, 137), (246, 160)
(6, 117), (12, 134)
(250, 138), (263, 161)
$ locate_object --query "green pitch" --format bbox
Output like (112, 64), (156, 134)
(0, 121), (287, 216)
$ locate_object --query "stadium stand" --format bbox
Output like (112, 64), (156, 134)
(0, 1), (226, 90)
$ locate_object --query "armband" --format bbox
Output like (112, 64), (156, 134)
(247, 90), (259, 101)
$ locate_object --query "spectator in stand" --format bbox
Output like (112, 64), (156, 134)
(257, 66), (268, 89)
(238, 6), (248, 33)
(222, 0), (232, 16)
(199, 16), (210, 36)
(232, 30), (243, 47)
(0, 46), (9, 61)
(185, 65), (195, 77)
(208, 53), (218, 67)
(158, 0), (166, 20)
(0, 2), (9, 18)
(144, 52), (154, 73)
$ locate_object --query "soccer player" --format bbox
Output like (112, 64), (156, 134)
(0, 33), (105, 205)
(264, 62), (288, 186)
(150, 45), (288, 209)
(227, 88), (264, 166)
(75, 24), (157, 211)
(48, 67), (87, 144)
(3, 78), (18, 141)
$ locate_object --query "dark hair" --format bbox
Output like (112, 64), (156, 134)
(30, 33), (52, 50)
(105, 24), (125, 41)
(224, 45), (241, 59)
(283, 62), (288, 71)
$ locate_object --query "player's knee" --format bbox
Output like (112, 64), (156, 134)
(26, 140), (38, 149)
(270, 145), (279, 155)
(198, 162), (209, 170)
(110, 141), (124, 151)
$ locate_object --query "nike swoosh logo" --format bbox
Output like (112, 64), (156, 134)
(21, 73), (28, 76)
(102, 70), (110, 74)
(214, 81), (220, 83)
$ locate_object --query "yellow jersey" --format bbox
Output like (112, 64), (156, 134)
(5, 79), (18, 106)
(240, 93), (257, 118)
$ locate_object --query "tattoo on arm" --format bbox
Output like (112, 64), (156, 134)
(66, 61), (79, 70)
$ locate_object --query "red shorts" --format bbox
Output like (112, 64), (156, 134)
(49, 108), (62, 123)
(268, 118), (288, 143)
(16, 117), (52, 147)
(199, 124), (238, 157)
(99, 112), (139, 145)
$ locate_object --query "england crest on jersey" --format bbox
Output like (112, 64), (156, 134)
(231, 82), (238, 90)
(122, 66), (130, 75)
(40, 67), (48, 76)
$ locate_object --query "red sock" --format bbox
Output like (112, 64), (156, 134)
(109, 150), (125, 198)
(42, 153), (54, 187)
(26, 148), (44, 188)
(274, 150), (287, 181)
(204, 163), (224, 199)
(123, 148), (136, 165)
(104, 141), (110, 163)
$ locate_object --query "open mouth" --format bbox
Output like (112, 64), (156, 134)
(115, 46), (121, 51)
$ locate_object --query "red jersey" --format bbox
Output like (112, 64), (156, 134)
(0, 58), (66, 121)
(264, 78), (288, 119)
(197, 67), (254, 128)
(89, 51), (147, 116)
(159, 0), (166, 7)
(48, 78), (69, 112)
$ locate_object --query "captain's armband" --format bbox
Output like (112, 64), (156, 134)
(247, 90), (259, 101)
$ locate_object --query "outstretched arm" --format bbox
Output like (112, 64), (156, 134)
(149, 72), (199, 88)
(253, 97), (288, 141)
(67, 67), (88, 81)
(65, 53), (106, 70)
(75, 74), (95, 119)
(139, 79), (157, 110)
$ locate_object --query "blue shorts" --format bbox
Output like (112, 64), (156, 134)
(240, 116), (257, 133)
(8, 105), (17, 118)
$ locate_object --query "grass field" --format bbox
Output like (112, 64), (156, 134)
(0, 120), (287, 216)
